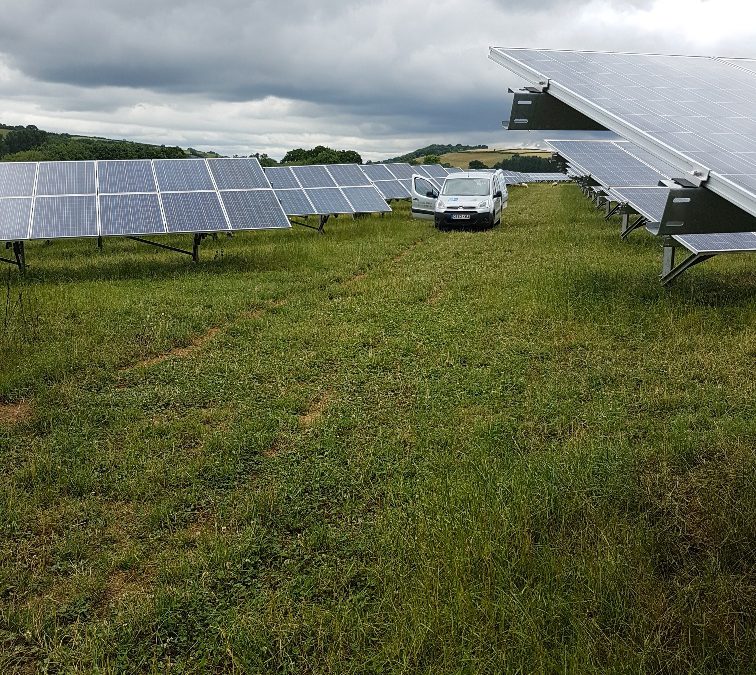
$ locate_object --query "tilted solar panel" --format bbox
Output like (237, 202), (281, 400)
(362, 164), (395, 181)
(609, 187), (670, 223)
(99, 193), (165, 236)
(36, 161), (95, 196)
(326, 164), (371, 187)
(275, 189), (317, 216)
(385, 164), (415, 180)
(421, 164), (448, 178)
(220, 190), (291, 229)
(0, 163), (36, 197)
(305, 188), (353, 214)
(0, 198), (32, 240)
(209, 158), (269, 190)
(31, 195), (98, 238)
(490, 48), (756, 218)
(161, 191), (229, 233)
(374, 180), (410, 199)
(154, 159), (214, 192)
(341, 186), (392, 213)
(98, 160), (156, 194)
(292, 165), (337, 189)
(674, 231), (756, 254)
(264, 167), (301, 189)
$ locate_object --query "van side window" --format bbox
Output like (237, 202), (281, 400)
(414, 177), (435, 195)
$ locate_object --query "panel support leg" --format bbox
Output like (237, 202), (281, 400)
(621, 215), (647, 240)
(660, 241), (714, 286)
(127, 235), (206, 262)
(0, 241), (26, 273)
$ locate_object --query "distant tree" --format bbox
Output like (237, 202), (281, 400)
(408, 158), (419, 166)
(468, 160), (488, 169)
(0, 125), (49, 157)
(493, 154), (561, 173)
(252, 152), (278, 167)
(336, 150), (362, 164)
(281, 145), (362, 165)
(423, 154), (442, 164)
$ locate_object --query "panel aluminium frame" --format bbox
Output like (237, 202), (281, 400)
(488, 48), (756, 220)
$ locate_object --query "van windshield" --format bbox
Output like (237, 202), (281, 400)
(441, 177), (491, 197)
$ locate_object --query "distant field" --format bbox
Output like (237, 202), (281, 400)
(1, 187), (756, 673)
(441, 148), (551, 168)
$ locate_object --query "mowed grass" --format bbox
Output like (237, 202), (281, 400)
(1, 186), (756, 673)
(440, 149), (552, 168)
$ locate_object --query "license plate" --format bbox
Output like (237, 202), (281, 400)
(451, 214), (470, 220)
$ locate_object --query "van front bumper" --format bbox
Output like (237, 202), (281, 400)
(435, 210), (493, 227)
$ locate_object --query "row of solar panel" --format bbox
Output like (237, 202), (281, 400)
(551, 138), (756, 256)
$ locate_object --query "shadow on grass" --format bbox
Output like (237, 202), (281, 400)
(564, 266), (756, 310)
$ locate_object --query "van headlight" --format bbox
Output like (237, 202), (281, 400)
(437, 200), (446, 210)
(478, 200), (489, 209)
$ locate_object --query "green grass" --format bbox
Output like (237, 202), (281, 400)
(1, 186), (755, 673)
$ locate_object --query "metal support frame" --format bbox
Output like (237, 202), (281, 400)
(660, 239), (714, 285)
(0, 241), (25, 272)
(128, 233), (207, 262)
(290, 214), (329, 233)
(604, 201), (622, 220)
(621, 213), (647, 240)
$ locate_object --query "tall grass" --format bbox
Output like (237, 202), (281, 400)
(1, 188), (755, 673)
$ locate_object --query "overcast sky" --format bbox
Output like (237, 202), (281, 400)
(0, 0), (754, 161)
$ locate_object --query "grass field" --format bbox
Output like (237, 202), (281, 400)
(2, 185), (756, 673)
(440, 149), (551, 168)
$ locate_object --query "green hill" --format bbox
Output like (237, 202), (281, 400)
(382, 143), (488, 163)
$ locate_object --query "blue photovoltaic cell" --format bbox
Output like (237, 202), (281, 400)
(0, 163), (36, 197)
(161, 191), (229, 233)
(305, 188), (354, 214)
(609, 187), (670, 222)
(399, 179), (412, 194)
(99, 193), (165, 236)
(421, 164), (448, 178)
(220, 190), (291, 230)
(386, 163), (415, 179)
(362, 164), (395, 181)
(374, 180), (410, 199)
(0, 198), (32, 240)
(341, 186), (391, 213)
(36, 161), (95, 196)
(154, 159), (214, 192)
(208, 158), (269, 190)
(275, 189), (317, 216)
(674, 231), (756, 254)
(292, 165), (337, 188)
(98, 160), (157, 194)
(326, 164), (371, 187)
(446, 167), (463, 173)
(265, 167), (301, 189)
(31, 195), (97, 239)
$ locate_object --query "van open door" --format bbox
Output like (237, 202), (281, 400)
(411, 174), (439, 220)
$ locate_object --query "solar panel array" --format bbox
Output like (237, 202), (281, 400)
(0, 157), (291, 243)
(491, 47), (756, 282)
(489, 48), (756, 219)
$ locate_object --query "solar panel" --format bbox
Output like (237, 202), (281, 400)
(362, 164), (395, 181)
(99, 193), (165, 236)
(341, 186), (392, 213)
(399, 179), (412, 194)
(291, 165), (337, 188)
(413, 166), (436, 181)
(264, 167), (301, 189)
(31, 195), (98, 238)
(385, 163), (415, 180)
(220, 190), (291, 229)
(445, 167), (463, 173)
(154, 159), (214, 192)
(490, 48), (756, 219)
(0, 198), (32, 240)
(673, 231), (756, 254)
(275, 189), (317, 216)
(547, 140), (669, 187)
(36, 161), (95, 196)
(0, 163), (36, 197)
(208, 158), (269, 190)
(609, 187), (670, 222)
(326, 164), (371, 187)
(98, 160), (156, 194)
(161, 191), (229, 233)
(421, 164), (448, 178)
(374, 180), (411, 199)
(305, 188), (354, 214)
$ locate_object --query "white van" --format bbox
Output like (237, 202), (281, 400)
(411, 170), (508, 228)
